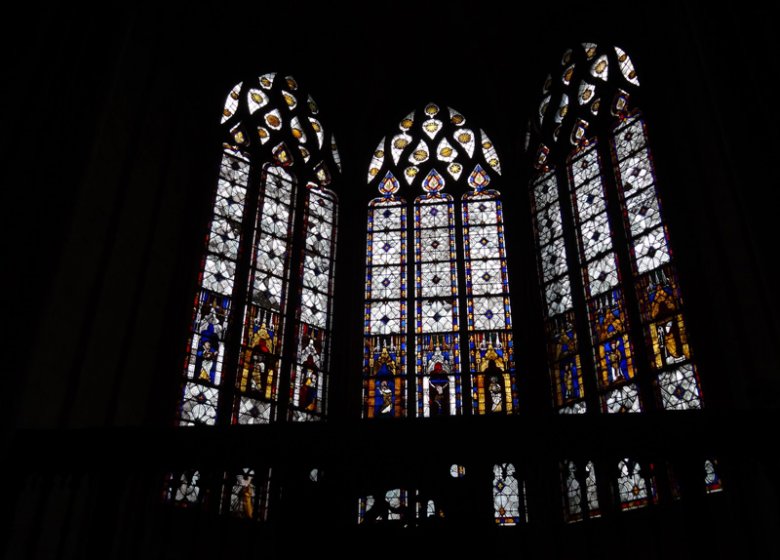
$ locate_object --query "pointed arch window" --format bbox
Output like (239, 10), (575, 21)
(177, 73), (341, 426)
(529, 45), (704, 416)
(530, 45), (707, 519)
(363, 103), (516, 418)
(562, 459), (600, 522)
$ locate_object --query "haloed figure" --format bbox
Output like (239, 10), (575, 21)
(608, 347), (624, 383)
(234, 473), (255, 519)
(488, 375), (504, 412)
(658, 319), (685, 364)
(378, 379), (393, 415)
(300, 367), (318, 412)
(481, 343), (506, 412)
(562, 361), (577, 400)
(299, 339), (321, 412)
(252, 322), (274, 354)
(198, 340), (217, 382)
(246, 321), (274, 393)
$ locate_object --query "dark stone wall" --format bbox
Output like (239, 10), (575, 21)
(4, 3), (778, 557)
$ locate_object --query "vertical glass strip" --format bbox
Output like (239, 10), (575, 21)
(569, 143), (642, 413)
(493, 463), (522, 526)
(463, 165), (516, 414)
(363, 182), (407, 418)
(234, 165), (296, 424)
(562, 460), (584, 522)
(290, 186), (338, 421)
(415, 192), (461, 417)
(612, 115), (702, 410)
(530, 170), (587, 413)
(221, 467), (273, 521)
(561, 460), (601, 522)
(179, 150), (250, 426)
(617, 458), (654, 511)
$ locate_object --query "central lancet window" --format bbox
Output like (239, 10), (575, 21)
(363, 103), (516, 418)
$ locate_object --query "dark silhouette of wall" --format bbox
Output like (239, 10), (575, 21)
(4, 3), (778, 558)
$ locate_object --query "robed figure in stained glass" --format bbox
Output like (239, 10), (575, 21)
(377, 379), (394, 416)
(299, 339), (320, 412)
(657, 319), (685, 365)
(487, 375), (504, 412)
(242, 319), (276, 393)
(195, 302), (225, 383)
(560, 360), (581, 401)
(477, 339), (507, 413)
(198, 302), (225, 342)
(647, 277), (686, 365)
(371, 340), (399, 416)
(197, 340), (218, 383)
(601, 340), (628, 385)
(554, 320), (576, 362)
(595, 294), (624, 342)
(230, 471), (256, 519)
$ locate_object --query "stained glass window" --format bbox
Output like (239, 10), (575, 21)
(358, 488), (414, 525)
(617, 458), (656, 511)
(416, 168), (461, 417)
(364, 172), (407, 418)
(363, 103), (517, 418)
(529, 44), (709, 520)
(178, 73), (340, 428)
(163, 465), (277, 521)
(531, 171), (586, 414)
(356, 461), (474, 525)
(571, 145), (640, 413)
(464, 165), (516, 415)
(164, 470), (204, 508)
(222, 467), (273, 521)
(612, 116), (703, 410)
(492, 463), (527, 526)
(704, 459), (723, 494)
(529, 44), (704, 418)
(561, 460), (600, 522)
